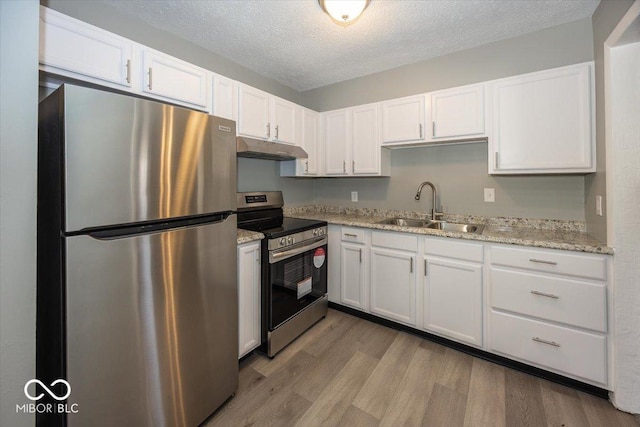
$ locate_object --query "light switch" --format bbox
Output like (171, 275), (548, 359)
(484, 188), (495, 203)
(351, 191), (358, 202)
(596, 195), (603, 216)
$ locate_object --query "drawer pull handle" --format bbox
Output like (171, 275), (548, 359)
(532, 337), (560, 347)
(529, 258), (558, 266)
(530, 290), (559, 299)
(344, 233), (358, 238)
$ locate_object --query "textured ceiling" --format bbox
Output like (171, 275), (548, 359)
(102, 0), (600, 92)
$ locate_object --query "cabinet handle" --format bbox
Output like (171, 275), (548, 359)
(352, 160), (355, 173)
(531, 290), (559, 299)
(343, 161), (346, 173)
(275, 125), (279, 140)
(267, 123), (271, 138)
(344, 233), (358, 238)
(410, 257), (414, 273)
(305, 160), (309, 173)
(432, 121), (436, 137)
(532, 337), (560, 348)
(359, 248), (362, 263)
(126, 59), (131, 84)
(424, 259), (427, 276)
(529, 258), (558, 266)
(419, 123), (423, 139)
(148, 67), (153, 90)
(495, 152), (499, 168)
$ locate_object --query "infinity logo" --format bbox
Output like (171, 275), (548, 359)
(24, 379), (71, 401)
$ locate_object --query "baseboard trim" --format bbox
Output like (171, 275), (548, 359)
(328, 302), (609, 399)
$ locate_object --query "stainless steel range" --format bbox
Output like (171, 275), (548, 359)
(237, 192), (328, 357)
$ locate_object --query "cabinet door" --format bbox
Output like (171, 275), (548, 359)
(324, 109), (350, 175)
(302, 109), (319, 175)
(340, 243), (368, 311)
(212, 73), (236, 121)
(39, 6), (133, 89)
(491, 63), (594, 173)
(142, 50), (209, 109)
(237, 84), (271, 139)
(370, 247), (416, 326)
(352, 103), (380, 175)
(431, 84), (485, 139)
(237, 242), (261, 358)
(424, 257), (483, 346)
(381, 95), (426, 143)
(272, 97), (297, 144)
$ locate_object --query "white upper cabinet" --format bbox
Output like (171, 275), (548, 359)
(324, 109), (351, 175)
(212, 73), (236, 121)
(237, 85), (299, 144)
(381, 94), (427, 144)
(39, 6), (133, 90)
(430, 84), (485, 140)
(280, 108), (320, 177)
(322, 105), (390, 177)
(352, 103), (380, 175)
(141, 49), (209, 110)
(489, 63), (594, 174)
(271, 97), (297, 144)
(237, 84), (271, 139)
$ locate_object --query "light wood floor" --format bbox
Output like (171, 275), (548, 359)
(205, 309), (639, 427)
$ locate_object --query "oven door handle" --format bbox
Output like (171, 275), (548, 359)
(269, 237), (327, 264)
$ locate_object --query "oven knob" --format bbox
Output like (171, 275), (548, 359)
(287, 236), (293, 245)
(319, 229), (325, 236)
(313, 229), (318, 236)
(279, 238), (286, 246)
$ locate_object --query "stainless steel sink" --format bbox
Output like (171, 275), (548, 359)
(376, 218), (484, 234)
(377, 217), (430, 227)
(425, 221), (485, 234)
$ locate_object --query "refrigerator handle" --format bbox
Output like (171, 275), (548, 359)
(84, 212), (234, 240)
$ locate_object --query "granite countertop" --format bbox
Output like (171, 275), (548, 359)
(237, 229), (264, 245)
(283, 206), (613, 255)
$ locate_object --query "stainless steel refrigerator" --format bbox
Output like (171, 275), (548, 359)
(37, 84), (238, 426)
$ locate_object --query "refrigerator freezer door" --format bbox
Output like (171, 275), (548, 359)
(58, 85), (236, 232)
(64, 216), (238, 427)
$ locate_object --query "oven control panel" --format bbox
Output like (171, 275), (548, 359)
(268, 226), (327, 251)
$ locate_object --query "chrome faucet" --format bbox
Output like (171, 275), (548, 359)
(415, 181), (443, 221)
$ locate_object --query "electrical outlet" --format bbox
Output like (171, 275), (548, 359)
(351, 191), (358, 202)
(484, 188), (495, 203)
(596, 195), (603, 216)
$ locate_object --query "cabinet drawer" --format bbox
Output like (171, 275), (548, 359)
(491, 268), (606, 332)
(341, 227), (366, 244)
(490, 311), (607, 385)
(425, 237), (483, 263)
(372, 231), (418, 251)
(490, 246), (607, 281)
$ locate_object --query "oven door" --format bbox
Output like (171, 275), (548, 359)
(267, 237), (328, 330)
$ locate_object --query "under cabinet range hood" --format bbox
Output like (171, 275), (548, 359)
(236, 136), (308, 161)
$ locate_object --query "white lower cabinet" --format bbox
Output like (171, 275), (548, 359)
(424, 257), (483, 347)
(370, 232), (418, 326)
(488, 244), (610, 387)
(237, 241), (261, 359)
(328, 226), (611, 388)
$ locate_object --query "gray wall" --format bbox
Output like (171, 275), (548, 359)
(305, 19), (594, 220)
(588, 0), (635, 243)
(0, 2), (39, 426)
(237, 158), (313, 206)
(300, 18), (594, 111)
(313, 144), (586, 220)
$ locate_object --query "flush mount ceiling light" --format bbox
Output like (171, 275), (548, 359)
(318, 0), (371, 26)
